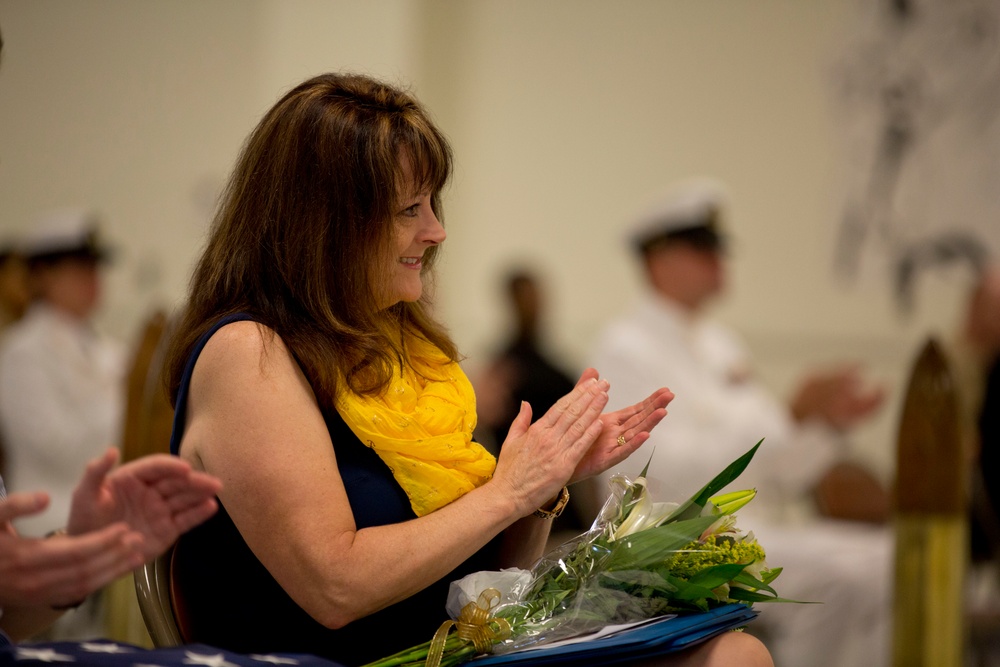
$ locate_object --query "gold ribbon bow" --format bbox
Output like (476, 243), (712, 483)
(425, 588), (512, 667)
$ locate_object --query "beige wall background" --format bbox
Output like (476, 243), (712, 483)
(0, 0), (977, 480)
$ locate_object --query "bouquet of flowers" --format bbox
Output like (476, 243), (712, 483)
(365, 440), (790, 667)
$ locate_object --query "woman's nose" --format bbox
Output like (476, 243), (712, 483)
(422, 210), (446, 245)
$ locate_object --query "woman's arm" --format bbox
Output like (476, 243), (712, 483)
(180, 322), (612, 629)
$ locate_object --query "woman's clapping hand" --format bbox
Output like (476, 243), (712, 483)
(492, 369), (672, 517)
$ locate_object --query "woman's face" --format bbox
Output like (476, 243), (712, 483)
(381, 165), (446, 308)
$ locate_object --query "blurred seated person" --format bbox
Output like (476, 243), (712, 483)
(474, 269), (584, 536)
(0, 211), (125, 639)
(163, 73), (772, 667)
(586, 178), (890, 667)
(0, 448), (221, 644)
(474, 268), (577, 453)
(979, 338), (1000, 563)
(949, 264), (1000, 567)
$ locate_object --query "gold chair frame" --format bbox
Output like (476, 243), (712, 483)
(134, 543), (184, 647)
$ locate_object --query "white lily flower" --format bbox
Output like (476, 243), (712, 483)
(646, 501), (679, 528)
(612, 476), (653, 541)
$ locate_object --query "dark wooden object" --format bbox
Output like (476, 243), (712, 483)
(893, 338), (966, 667)
(121, 310), (175, 462)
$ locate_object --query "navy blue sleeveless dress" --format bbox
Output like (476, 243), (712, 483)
(169, 314), (502, 665)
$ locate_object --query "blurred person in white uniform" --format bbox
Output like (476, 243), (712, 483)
(0, 210), (125, 639)
(585, 178), (893, 667)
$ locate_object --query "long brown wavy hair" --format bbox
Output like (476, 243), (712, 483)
(164, 72), (458, 410)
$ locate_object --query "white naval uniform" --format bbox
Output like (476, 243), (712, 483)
(589, 292), (892, 667)
(0, 303), (125, 537)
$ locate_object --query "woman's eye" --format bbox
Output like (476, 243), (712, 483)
(402, 204), (420, 217)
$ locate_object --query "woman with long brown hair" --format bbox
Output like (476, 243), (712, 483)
(165, 72), (772, 667)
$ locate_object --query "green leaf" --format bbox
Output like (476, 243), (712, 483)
(663, 575), (719, 602)
(664, 440), (763, 523)
(639, 451), (654, 479)
(734, 571), (777, 595)
(606, 516), (717, 571)
(725, 588), (777, 603)
(687, 562), (749, 590)
(760, 567), (783, 586)
(726, 587), (808, 604)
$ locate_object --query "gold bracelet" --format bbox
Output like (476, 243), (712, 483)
(533, 486), (570, 519)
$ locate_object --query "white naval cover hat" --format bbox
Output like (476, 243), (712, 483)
(19, 209), (110, 263)
(628, 177), (729, 253)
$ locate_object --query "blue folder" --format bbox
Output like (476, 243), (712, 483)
(472, 604), (758, 666)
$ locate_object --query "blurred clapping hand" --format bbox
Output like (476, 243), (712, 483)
(790, 366), (886, 432)
(1, 448), (220, 611)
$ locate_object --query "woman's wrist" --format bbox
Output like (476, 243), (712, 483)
(532, 486), (570, 519)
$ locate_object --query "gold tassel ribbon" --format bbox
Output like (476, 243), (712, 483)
(425, 588), (512, 667)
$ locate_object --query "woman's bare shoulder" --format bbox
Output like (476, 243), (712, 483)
(196, 320), (297, 378)
(184, 320), (324, 462)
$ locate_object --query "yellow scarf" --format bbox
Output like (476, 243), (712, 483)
(336, 337), (496, 517)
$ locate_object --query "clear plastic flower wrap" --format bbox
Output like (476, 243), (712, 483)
(367, 440), (792, 667)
